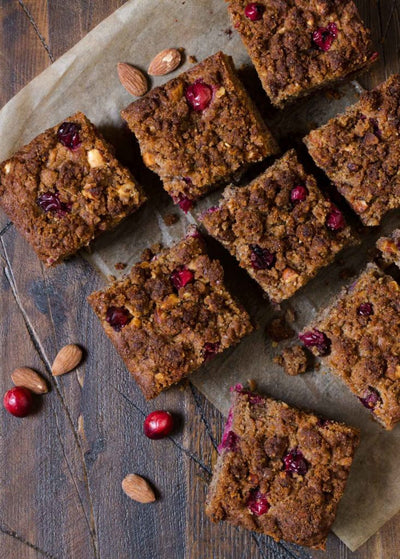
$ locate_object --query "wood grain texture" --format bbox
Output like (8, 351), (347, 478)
(0, 1), (400, 558)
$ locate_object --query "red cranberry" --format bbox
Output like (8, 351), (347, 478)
(143, 410), (174, 439)
(202, 342), (220, 361)
(369, 118), (382, 139)
(185, 80), (213, 112)
(359, 387), (381, 410)
(326, 205), (346, 231)
(106, 306), (132, 332)
(290, 185), (308, 204)
(230, 383), (243, 393)
(283, 448), (309, 476)
(247, 490), (270, 516)
(174, 193), (194, 213)
(357, 302), (374, 317)
(218, 430), (239, 453)
(57, 122), (81, 150)
(244, 3), (264, 21)
(249, 244), (276, 270)
(4, 387), (34, 417)
(299, 329), (331, 356)
(37, 191), (72, 218)
(171, 267), (194, 290)
(312, 22), (338, 52)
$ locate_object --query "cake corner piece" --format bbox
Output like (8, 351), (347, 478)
(206, 386), (359, 549)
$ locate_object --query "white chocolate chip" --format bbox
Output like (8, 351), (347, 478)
(215, 87), (226, 98)
(87, 148), (104, 168)
(4, 162), (11, 174)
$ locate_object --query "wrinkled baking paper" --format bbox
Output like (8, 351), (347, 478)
(0, 0), (399, 551)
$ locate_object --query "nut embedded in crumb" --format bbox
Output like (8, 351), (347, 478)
(163, 213), (179, 226)
(274, 345), (308, 376)
(266, 317), (295, 342)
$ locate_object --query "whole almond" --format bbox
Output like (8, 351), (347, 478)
(148, 48), (182, 76)
(122, 474), (156, 503)
(11, 367), (48, 394)
(117, 63), (148, 96)
(52, 344), (83, 376)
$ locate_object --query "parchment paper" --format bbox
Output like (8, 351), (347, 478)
(1, 0), (400, 551)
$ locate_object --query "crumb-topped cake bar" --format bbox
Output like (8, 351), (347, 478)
(0, 112), (145, 266)
(88, 233), (253, 399)
(226, 0), (376, 107)
(206, 386), (359, 549)
(121, 51), (278, 211)
(300, 264), (400, 429)
(200, 149), (354, 303)
(377, 229), (400, 269)
(305, 75), (400, 226)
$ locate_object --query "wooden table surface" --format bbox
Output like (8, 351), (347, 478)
(1, 1), (400, 558)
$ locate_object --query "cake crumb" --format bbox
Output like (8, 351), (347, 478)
(115, 262), (127, 270)
(188, 55), (197, 64)
(274, 345), (308, 376)
(163, 213), (179, 226)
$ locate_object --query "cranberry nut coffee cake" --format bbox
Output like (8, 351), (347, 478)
(88, 233), (253, 400)
(300, 264), (400, 430)
(206, 386), (359, 549)
(201, 149), (355, 303)
(305, 74), (400, 226)
(0, 112), (145, 266)
(225, 0), (376, 107)
(121, 51), (278, 212)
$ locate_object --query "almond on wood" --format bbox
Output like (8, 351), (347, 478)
(51, 344), (83, 376)
(11, 367), (48, 394)
(122, 474), (156, 503)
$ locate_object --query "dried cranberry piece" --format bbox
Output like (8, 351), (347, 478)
(359, 387), (381, 410)
(174, 193), (194, 213)
(290, 185), (309, 204)
(106, 306), (132, 332)
(171, 267), (194, 290)
(230, 383), (244, 393)
(218, 407), (239, 453)
(357, 302), (374, 317)
(244, 3), (264, 21)
(283, 448), (309, 476)
(249, 245), (276, 270)
(326, 205), (346, 231)
(185, 80), (213, 112)
(37, 191), (72, 218)
(247, 489), (270, 516)
(369, 118), (382, 139)
(57, 122), (81, 150)
(219, 430), (239, 453)
(299, 329), (331, 356)
(312, 22), (338, 52)
(202, 342), (220, 361)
